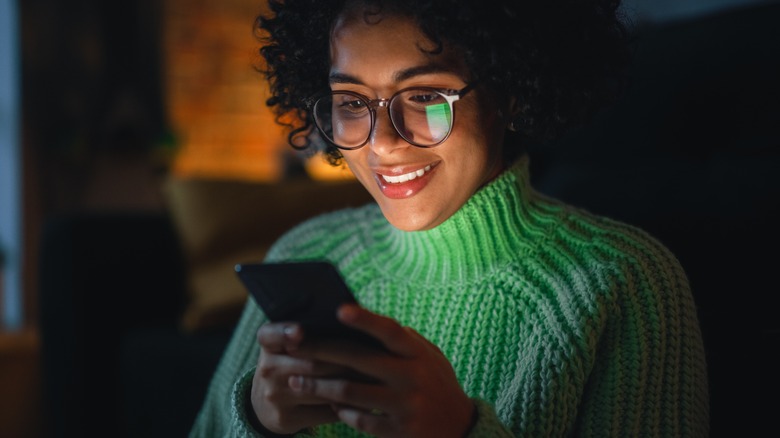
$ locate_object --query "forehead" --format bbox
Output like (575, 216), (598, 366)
(329, 11), (468, 80)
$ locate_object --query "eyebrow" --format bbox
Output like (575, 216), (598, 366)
(329, 63), (461, 85)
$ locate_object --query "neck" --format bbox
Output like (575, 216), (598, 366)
(365, 156), (544, 281)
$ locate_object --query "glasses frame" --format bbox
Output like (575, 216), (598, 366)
(307, 83), (476, 150)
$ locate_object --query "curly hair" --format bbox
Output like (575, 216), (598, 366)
(255, 0), (632, 165)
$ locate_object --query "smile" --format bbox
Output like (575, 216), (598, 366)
(380, 165), (433, 184)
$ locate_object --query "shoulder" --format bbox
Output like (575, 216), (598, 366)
(264, 202), (382, 262)
(522, 192), (690, 301)
(563, 203), (683, 274)
(531, 190), (681, 267)
(515, 195), (696, 347)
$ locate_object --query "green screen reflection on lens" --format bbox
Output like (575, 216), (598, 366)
(425, 103), (451, 142)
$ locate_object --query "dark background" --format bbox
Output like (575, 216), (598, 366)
(13, 0), (780, 436)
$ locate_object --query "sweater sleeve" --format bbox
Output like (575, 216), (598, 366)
(571, 231), (710, 437)
(189, 300), (265, 437)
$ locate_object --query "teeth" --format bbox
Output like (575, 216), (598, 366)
(381, 165), (432, 184)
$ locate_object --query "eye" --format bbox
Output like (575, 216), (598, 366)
(407, 91), (440, 104)
(333, 95), (369, 116)
(398, 89), (447, 112)
(341, 99), (367, 111)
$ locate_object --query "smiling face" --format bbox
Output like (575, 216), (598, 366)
(329, 11), (508, 231)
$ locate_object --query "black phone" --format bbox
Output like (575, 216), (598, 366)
(235, 260), (382, 348)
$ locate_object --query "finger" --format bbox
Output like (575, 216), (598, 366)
(255, 359), (345, 408)
(289, 338), (405, 384)
(288, 375), (392, 413)
(336, 406), (395, 436)
(257, 322), (303, 354)
(292, 405), (341, 426)
(260, 353), (353, 378)
(256, 403), (340, 434)
(337, 304), (421, 357)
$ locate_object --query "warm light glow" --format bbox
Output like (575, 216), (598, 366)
(163, 0), (357, 183)
(304, 155), (357, 181)
(164, 0), (289, 182)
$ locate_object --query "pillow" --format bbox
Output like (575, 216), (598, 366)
(164, 175), (374, 333)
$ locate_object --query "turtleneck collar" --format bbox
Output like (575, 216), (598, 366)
(363, 155), (548, 282)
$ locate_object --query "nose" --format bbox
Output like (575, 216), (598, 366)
(368, 107), (408, 155)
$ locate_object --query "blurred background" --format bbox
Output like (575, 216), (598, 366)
(1, 0), (778, 436)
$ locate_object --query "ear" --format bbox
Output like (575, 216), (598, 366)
(508, 96), (522, 118)
(497, 96), (519, 123)
(504, 96), (525, 132)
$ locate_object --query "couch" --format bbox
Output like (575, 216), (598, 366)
(39, 3), (780, 437)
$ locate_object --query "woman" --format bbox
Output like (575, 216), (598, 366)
(190, 0), (709, 436)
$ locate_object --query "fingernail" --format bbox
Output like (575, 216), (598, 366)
(289, 375), (304, 391)
(338, 304), (359, 322)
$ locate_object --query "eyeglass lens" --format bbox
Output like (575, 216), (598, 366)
(313, 89), (453, 149)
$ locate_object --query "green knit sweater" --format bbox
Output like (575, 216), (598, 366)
(190, 156), (709, 437)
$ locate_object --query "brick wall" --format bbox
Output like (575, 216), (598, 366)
(165, 0), (289, 181)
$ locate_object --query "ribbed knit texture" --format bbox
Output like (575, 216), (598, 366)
(189, 156), (709, 437)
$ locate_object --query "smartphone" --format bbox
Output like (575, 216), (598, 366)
(235, 260), (382, 348)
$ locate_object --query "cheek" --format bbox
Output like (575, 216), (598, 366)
(341, 152), (374, 189)
(459, 111), (503, 159)
(455, 111), (506, 183)
(471, 107), (507, 163)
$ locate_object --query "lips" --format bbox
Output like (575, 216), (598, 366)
(373, 162), (438, 199)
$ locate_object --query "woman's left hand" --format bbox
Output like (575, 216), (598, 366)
(286, 304), (475, 438)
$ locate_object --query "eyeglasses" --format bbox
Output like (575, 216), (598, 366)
(307, 84), (476, 150)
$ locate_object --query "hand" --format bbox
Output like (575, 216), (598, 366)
(287, 304), (475, 438)
(250, 322), (346, 434)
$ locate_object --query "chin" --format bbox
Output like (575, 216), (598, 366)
(383, 208), (441, 232)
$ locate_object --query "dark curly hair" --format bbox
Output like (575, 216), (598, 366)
(255, 0), (632, 165)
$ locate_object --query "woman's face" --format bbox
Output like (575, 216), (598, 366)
(329, 12), (508, 231)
